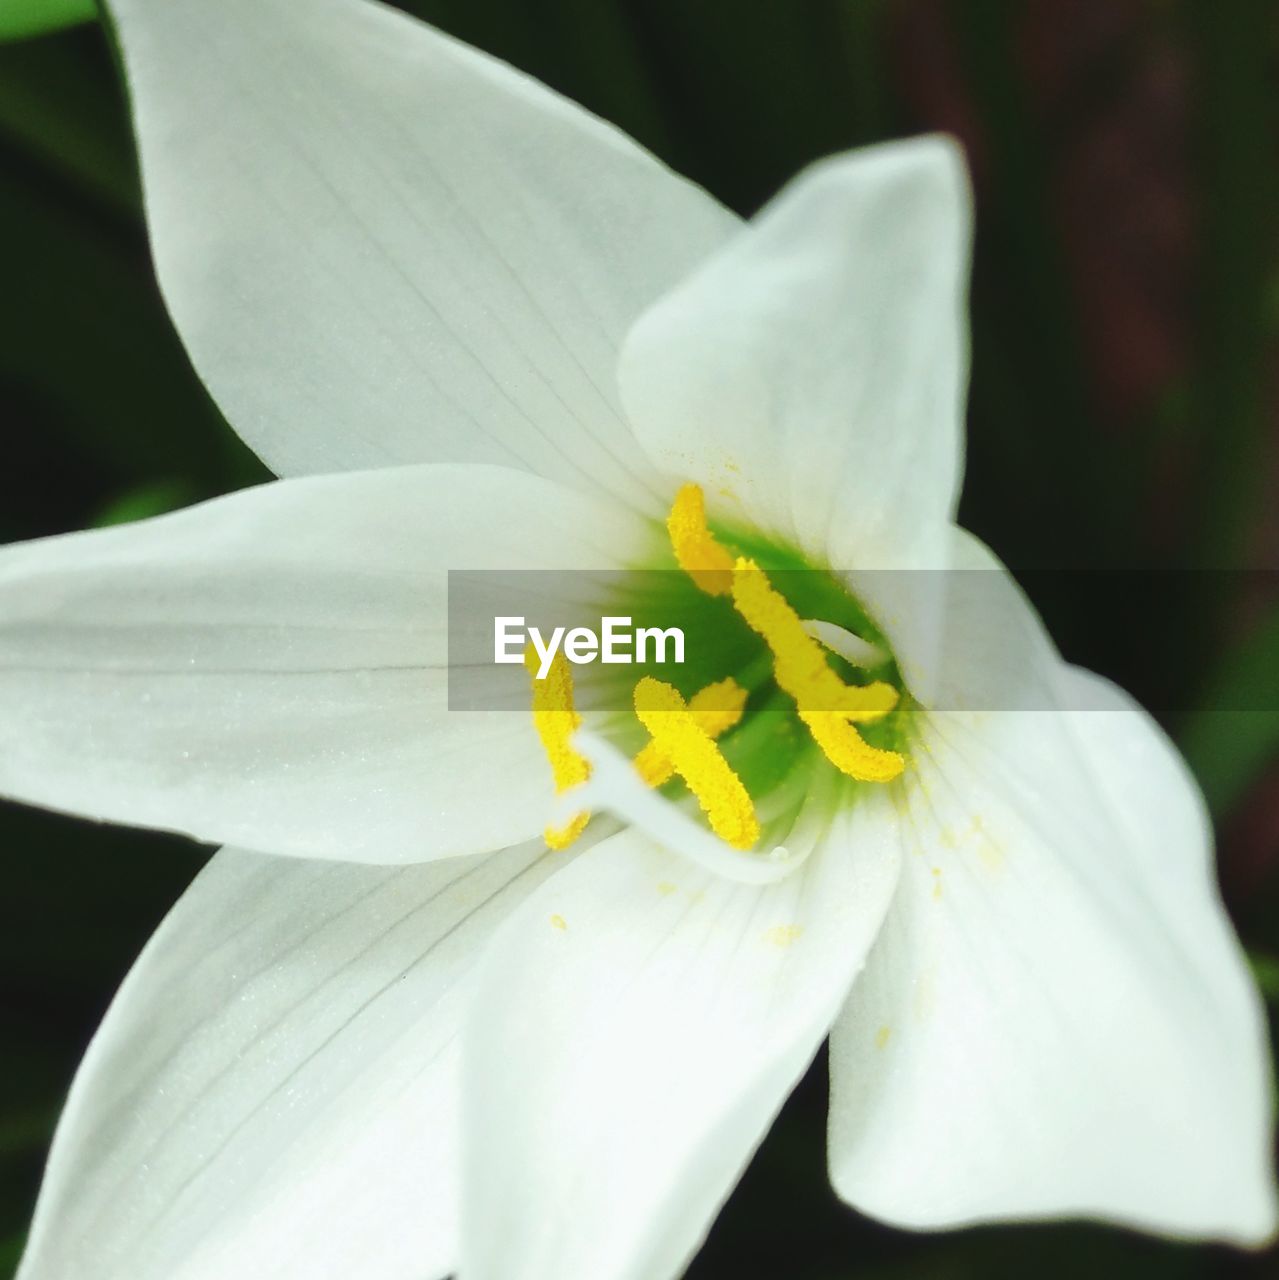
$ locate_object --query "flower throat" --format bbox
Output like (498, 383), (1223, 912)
(527, 483), (909, 854)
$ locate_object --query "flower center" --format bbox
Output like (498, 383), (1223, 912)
(526, 483), (910, 856)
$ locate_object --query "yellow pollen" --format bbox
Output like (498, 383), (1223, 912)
(800, 710), (906, 783)
(632, 676), (760, 849)
(728, 558), (904, 783)
(666, 483), (734, 595)
(764, 924), (804, 948)
(662, 483), (906, 786)
(632, 676), (748, 787)
(730, 560), (898, 722)
(524, 645), (590, 848)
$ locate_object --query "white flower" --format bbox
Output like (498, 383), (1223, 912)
(4, 0), (1274, 1277)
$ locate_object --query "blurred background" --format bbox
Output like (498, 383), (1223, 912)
(1, 0), (1277, 1276)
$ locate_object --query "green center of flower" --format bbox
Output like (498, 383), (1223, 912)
(526, 483), (913, 857)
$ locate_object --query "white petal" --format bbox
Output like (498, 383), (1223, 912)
(0, 463), (653, 862)
(618, 135), (969, 566)
(828, 667), (1276, 1243)
(916, 524), (1065, 712)
(462, 813), (901, 1280)
(105, 0), (736, 500)
(18, 839), (572, 1280)
(852, 523), (1061, 716)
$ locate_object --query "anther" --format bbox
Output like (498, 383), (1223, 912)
(667, 483), (734, 595)
(633, 676), (748, 787)
(661, 483), (906, 785)
(632, 676), (760, 849)
(730, 561), (898, 722)
(525, 645), (591, 848)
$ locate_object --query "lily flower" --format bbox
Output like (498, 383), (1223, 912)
(5, 0), (1274, 1277)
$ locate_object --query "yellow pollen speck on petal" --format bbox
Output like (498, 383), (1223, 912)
(667, 483), (734, 595)
(656, 881), (677, 896)
(525, 645), (590, 849)
(978, 833), (1005, 873)
(632, 676), (748, 787)
(939, 814), (1004, 871)
(764, 924), (803, 948)
(549, 913), (568, 932)
(875, 1025), (893, 1050)
(633, 676), (759, 849)
(931, 867), (943, 899)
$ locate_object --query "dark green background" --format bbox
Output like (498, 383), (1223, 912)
(1, 1), (1278, 1277)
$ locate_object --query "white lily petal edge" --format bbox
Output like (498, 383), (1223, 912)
(17, 838), (586, 1280)
(827, 536), (1278, 1246)
(0, 463), (654, 863)
(462, 815), (901, 1280)
(105, 0), (736, 506)
(617, 137), (970, 697)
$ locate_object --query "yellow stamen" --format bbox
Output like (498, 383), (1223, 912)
(633, 676), (759, 849)
(524, 645), (590, 848)
(664, 482), (906, 785)
(729, 559), (898, 722)
(666, 482), (734, 595)
(729, 558), (905, 782)
(633, 676), (748, 787)
(801, 710), (907, 783)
